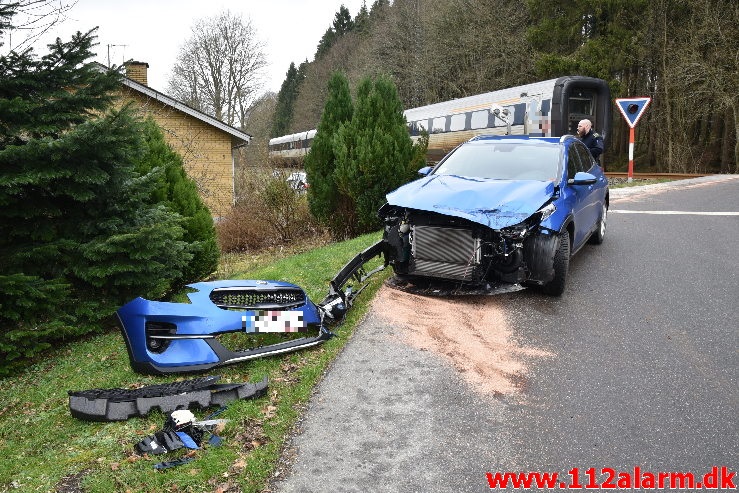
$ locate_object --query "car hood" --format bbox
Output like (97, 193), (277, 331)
(385, 174), (556, 229)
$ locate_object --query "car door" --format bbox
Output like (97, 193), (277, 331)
(564, 142), (594, 250)
(573, 142), (607, 234)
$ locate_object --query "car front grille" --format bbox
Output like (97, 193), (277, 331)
(209, 287), (306, 310)
(411, 225), (480, 281)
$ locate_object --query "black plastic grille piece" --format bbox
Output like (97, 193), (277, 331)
(209, 287), (306, 310)
(69, 376), (219, 402)
(68, 376), (270, 421)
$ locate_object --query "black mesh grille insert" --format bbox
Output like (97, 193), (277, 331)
(209, 287), (306, 310)
(413, 225), (477, 264)
(410, 225), (480, 281)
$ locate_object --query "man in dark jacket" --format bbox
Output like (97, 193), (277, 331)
(576, 119), (604, 163)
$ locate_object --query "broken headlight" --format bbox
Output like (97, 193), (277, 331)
(500, 202), (556, 240)
(537, 202), (557, 221)
(500, 223), (529, 240)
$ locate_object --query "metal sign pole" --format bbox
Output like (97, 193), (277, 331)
(615, 97), (652, 183)
(628, 127), (636, 182)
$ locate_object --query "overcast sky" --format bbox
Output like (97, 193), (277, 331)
(9, 0), (366, 94)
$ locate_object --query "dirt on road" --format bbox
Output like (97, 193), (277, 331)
(372, 285), (553, 397)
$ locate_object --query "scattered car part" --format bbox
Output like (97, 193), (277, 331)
(137, 409), (227, 470)
(317, 239), (386, 320)
(168, 409), (196, 428)
(116, 242), (387, 375)
(190, 418), (229, 431)
(68, 375), (267, 421)
(117, 279), (331, 375)
(135, 430), (185, 455)
(154, 456), (197, 470)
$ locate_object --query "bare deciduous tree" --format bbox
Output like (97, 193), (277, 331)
(167, 10), (267, 128)
(0, 0), (76, 52)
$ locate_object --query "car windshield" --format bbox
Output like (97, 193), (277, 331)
(434, 142), (561, 181)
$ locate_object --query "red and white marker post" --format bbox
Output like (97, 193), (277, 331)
(615, 97), (651, 182)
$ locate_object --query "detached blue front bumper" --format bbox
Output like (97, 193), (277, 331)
(117, 280), (328, 375)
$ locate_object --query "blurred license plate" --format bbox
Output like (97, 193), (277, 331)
(242, 310), (306, 333)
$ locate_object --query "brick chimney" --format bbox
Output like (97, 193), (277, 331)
(124, 61), (149, 86)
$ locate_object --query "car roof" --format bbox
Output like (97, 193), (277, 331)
(468, 135), (575, 145)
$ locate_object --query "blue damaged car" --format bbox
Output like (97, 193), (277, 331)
(379, 135), (609, 296)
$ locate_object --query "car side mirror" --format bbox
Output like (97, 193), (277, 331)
(418, 166), (433, 176)
(569, 171), (597, 185)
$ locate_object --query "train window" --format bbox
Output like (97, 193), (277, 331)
(471, 110), (488, 129)
(569, 90), (594, 116)
(408, 121), (424, 136)
(568, 89), (596, 134)
(450, 114), (466, 132)
(432, 117), (446, 133)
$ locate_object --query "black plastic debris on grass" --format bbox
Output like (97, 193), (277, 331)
(68, 375), (268, 421)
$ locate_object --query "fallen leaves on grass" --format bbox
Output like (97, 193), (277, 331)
(233, 418), (269, 452)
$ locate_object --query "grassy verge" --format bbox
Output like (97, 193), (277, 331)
(609, 178), (675, 188)
(0, 232), (387, 493)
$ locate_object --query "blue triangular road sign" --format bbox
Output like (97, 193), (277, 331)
(615, 97), (651, 128)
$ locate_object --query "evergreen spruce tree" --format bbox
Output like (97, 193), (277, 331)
(134, 118), (219, 285)
(354, 2), (371, 35)
(304, 71), (353, 238)
(332, 5), (355, 36)
(334, 75), (421, 235)
(316, 6), (355, 58)
(316, 27), (338, 59)
(272, 62), (306, 137)
(526, 0), (646, 91)
(0, 21), (192, 370)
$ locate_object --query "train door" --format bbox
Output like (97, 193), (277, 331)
(550, 76), (611, 143)
(567, 88), (596, 135)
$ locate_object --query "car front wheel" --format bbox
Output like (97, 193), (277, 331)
(542, 232), (570, 296)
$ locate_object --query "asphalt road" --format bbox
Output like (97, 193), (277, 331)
(271, 176), (739, 492)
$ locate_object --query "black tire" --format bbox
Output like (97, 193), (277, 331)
(589, 203), (607, 245)
(542, 232), (570, 296)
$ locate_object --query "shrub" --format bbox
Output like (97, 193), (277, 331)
(0, 25), (211, 374)
(304, 71), (354, 238)
(334, 75), (423, 235)
(218, 168), (324, 253)
(134, 118), (219, 285)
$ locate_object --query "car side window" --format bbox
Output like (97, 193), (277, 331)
(567, 144), (584, 180)
(574, 142), (596, 172)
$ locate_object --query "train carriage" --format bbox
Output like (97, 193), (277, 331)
(268, 76), (610, 164)
(268, 129), (316, 162)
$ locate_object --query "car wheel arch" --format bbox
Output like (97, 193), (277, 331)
(559, 216), (575, 255)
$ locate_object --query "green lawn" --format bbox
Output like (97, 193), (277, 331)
(0, 232), (387, 493)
